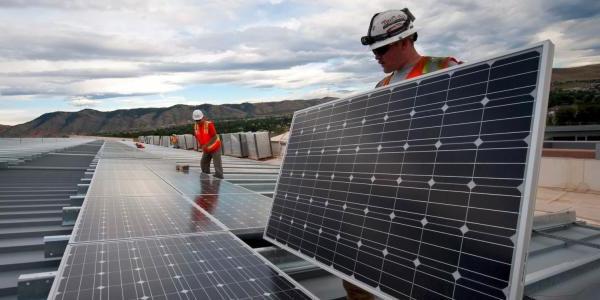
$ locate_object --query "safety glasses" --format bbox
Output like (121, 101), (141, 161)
(372, 44), (392, 56)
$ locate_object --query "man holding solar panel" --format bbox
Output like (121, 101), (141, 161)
(343, 8), (462, 299)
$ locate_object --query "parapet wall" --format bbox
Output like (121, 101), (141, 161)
(539, 157), (600, 192)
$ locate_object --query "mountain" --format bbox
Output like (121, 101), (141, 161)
(0, 125), (10, 134)
(0, 98), (336, 137)
(551, 63), (600, 90)
(2, 63), (598, 137)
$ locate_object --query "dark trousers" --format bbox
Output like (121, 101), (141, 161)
(201, 150), (223, 179)
(342, 280), (374, 300)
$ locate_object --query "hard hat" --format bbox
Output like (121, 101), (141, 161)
(361, 8), (417, 50)
(192, 109), (204, 120)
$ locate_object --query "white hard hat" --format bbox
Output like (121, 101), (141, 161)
(192, 109), (204, 120)
(361, 8), (418, 50)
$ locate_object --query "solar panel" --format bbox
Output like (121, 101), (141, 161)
(147, 167), (262, 195)
(192, 193), (273, 233)
(51, 141), (316, 299)
(87, 178), (179, 197)
(265, 42), (553, 300)
(72, 195), (224, 243)
(93, 170), (160, 180)
(50, 232), (316, 300)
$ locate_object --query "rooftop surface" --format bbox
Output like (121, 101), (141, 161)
(0, 138), (599, 299)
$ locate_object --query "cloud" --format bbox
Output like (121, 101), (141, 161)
(0, 0), (598, 125)
(0, 108), (52, 126)
(69, 96), (101, 107)
(535, 18), (600, 66)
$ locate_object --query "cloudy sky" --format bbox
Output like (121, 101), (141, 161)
(0, 0), (598, 125)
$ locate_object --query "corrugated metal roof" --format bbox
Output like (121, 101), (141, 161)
(0, 140), (102, 299)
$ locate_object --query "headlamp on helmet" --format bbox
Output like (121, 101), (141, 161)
(361, 8), (417, 48)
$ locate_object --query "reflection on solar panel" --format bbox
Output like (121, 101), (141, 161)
(265, 42), (554, 299)
(72, 195), (223, 243)
(51, 232), (314, 300)
(147, 168), (274, 232)
(193, 192), (273, 232)
(150, 170), (257, 195)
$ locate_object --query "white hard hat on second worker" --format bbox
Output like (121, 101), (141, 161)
(361, 8), (418, 50)
(192, 109), (204, 120)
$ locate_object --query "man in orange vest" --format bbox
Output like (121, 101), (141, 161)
(342, 8), (462, 300)
(361, 8), (461, 88)
(192, 109), (223, 179)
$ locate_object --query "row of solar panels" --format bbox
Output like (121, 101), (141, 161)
(48, 140), (317, 299)
(138, 132), (274, 160)
(0, 138), (95, 167)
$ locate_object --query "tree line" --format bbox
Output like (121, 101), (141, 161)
(99, 115), (293, 138)
(99, 89), (600, 138)
(547, 89), (600, 126)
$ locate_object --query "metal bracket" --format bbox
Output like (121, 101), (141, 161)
(69, 195), (85, 206)
(17, 271), (56, 300)
(62, 206), (81, 226)
(76, 183), (89, 195)
(44, 235), (70, 258)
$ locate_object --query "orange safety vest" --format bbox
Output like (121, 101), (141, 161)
(170, 135), (178, 145)
(376, 56), (461, 87)
(194, 120), (221, 153)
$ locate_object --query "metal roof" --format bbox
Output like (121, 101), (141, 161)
(0, 140), (102, 299)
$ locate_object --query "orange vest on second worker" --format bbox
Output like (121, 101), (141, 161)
(376, 56), (461, 87)
(194, 120), (221, 153)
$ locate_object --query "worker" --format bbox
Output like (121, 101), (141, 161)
(343, 8), (462, 300)
(192, 109), (224, 179)
(362, 8), (461, 88)
(170, 134), (179, 148)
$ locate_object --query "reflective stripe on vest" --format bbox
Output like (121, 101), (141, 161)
(407, 56), (458, 79)
(205, 135), (221, 152)
(377, 56), (460, 87)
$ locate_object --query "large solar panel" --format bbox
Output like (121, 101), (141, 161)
(50, 232), (315, 300)
(265, 42), (554, 299)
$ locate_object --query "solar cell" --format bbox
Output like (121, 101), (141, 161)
(50, 232), (316, 300)
(265, 42), (553, 299)
(72, 195), (224, 243)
